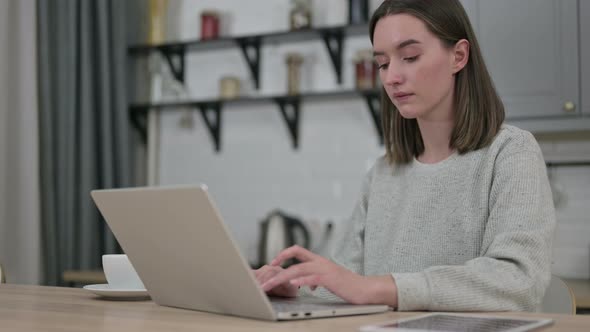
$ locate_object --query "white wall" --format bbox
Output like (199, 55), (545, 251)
(0, 0), (41, 284)
(154, 0), (590, 277)
(157, 0), (383, 265)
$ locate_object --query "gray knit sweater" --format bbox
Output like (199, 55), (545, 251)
(313, 125), (556, 312)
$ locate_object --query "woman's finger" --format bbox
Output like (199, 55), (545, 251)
(290, 274), (322, 288)
(254, 265), (271, 280)
(269, 283), (299, 298)
(269, 245), (317, 266)
(253, 266), (267, 279)
(258, 266), (280, 284)
(261, 262), (316, 292)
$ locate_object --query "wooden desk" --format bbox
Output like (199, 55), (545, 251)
(564, 279), (590, 309)
(1, 284), (589, 331)
(58, 272), (590, 310)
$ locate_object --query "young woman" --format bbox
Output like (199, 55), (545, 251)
(255, 0), (555, 312)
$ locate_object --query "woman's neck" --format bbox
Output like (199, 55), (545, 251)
(416, 118), (455, 164)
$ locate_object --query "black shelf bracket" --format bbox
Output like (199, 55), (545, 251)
(274, 97), (301, 149)
(236, 37), (262, 89)
(546, 161), (590, 168)
(320, 29), (344, 84)
(130, 108), (148, 144)
(161, 45), (186, 83)
(361, 90), (383, 145)
(197, 102), (223, 152)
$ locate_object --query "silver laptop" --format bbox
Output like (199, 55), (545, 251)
(91, 185), (389, 320)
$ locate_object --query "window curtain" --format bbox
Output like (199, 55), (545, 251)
(37, 0), (146, 285)
(0, 0), (41, 285)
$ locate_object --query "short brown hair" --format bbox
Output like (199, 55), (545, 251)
(369, 0), (505, 165)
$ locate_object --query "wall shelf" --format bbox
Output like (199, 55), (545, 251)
(128, 23), (376, 151)
(128, 24), (369, 85)
(545, 161), (590, 168)
(129, 89), (381, 151)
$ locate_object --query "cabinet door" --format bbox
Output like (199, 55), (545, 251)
(462, 0), (579, 118)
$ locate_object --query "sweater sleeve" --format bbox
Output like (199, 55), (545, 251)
(329, 166), (373, 275)
(392, 137), (556, 311)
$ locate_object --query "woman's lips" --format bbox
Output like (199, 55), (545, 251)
(393, 92), (414, 102)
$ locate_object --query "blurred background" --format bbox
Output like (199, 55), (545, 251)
(0, 0), (589, 304)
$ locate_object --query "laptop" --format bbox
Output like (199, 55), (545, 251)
(91, 185), (389, 320)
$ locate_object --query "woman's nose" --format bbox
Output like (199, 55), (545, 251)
(383, 66), (404, 86)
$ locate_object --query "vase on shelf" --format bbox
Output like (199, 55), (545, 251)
(148, 0), (169, 45)
(201, 10), (221, 40)
(290, 0), (312, 30)
(286, 53), (304, 95)
(354, 49), (377, 90)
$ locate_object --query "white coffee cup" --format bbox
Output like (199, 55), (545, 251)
(102, 254), (145, 289)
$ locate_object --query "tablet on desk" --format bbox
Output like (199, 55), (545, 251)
(359, 313), (553, 332)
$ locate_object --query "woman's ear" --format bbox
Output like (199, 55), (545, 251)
(452, 39), (470, 74)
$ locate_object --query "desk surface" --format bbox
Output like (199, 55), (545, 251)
(1, 284), (589, 331)
(60, 270), (590, 309)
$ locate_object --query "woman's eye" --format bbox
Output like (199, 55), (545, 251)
(403, 55), (420, 63)
(377, 63), (389, 70)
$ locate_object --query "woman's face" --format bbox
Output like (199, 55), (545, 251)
(373, 14), (467, 121)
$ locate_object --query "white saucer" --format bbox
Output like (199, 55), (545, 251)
(83, 284), (150, 300)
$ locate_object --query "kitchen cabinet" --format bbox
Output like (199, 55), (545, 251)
(461, 0), (580, 119)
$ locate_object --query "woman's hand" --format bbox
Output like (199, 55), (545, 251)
(260, 245), (398, 306)
(254, 265), (299, 298)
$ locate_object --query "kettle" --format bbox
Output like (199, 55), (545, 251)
(258, 210), (310, 268)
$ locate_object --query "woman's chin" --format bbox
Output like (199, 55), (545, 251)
(396, 107), (421, 120)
